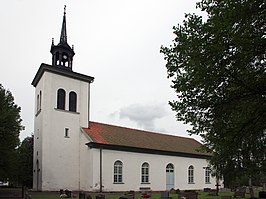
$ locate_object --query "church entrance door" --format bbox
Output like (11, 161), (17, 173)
(166, 163), (174, 190)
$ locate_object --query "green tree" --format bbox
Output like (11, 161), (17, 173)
(17, 135), (33, 188)
(161, 0), (266, 194)
(0, 84), (24, 182)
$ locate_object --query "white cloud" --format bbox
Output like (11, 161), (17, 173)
(118, 103), (167, 131)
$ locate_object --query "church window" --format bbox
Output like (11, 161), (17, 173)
(65, 128), (69, 138)
(37, 129), (40, 139)
(36, 91), (42, 115)
(166, 163), (174, 172)
(114, 160), (123, 183)
(205, 167), (211, 184)
(141, 162), (149, 183)
(39, 91), (42, 110)
(57, 89), (66, 110)
(188, 165), (194, 184)
(37, 94), (39, 112)
(69, 91), (77, 112)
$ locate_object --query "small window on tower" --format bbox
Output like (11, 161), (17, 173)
(36, 91), (42, 115)
(37, 94), (39, 113)
(37, 129), (40, 139)
(39, 91), (42, 110)
(65, 128), (69, 138)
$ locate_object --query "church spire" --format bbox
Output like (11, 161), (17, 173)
(60, 5), (67, 44)
(50, 5), (75, 71)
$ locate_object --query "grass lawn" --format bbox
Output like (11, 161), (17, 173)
(30, 191), (259, 199)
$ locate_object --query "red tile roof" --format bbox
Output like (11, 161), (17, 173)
(82, 121), (210, 158)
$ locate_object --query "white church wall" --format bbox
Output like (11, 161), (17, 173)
(79, 83), (91, 128)
(41, 72), (79, 190)
(90, 148), (216, 192)
(33, 75), (45, 191)
(91, 149), (102, 192)
(33, 71), (91, 191)
(79, 132), (94, 191)
(32, 66), (215, 192)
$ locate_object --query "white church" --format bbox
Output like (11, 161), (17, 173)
(32, 8), (217, 192)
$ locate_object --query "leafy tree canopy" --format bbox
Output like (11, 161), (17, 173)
(17, 135), (33, 188)
(161, 0), (266, 187)
(0, 84), (24, 181)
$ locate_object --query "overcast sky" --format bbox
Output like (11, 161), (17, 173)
(0, 0), (204, 142)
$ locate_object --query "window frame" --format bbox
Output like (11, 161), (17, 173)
(166, 163), (174, 173)
(113, 160), (123, 184)
(141, 162), (150, 184)
(64, 128), (69, 138)
(205, 167), (211, 184)
(37, 94), (40, 113)
(39, 91), (42, 110)
(69, 91), (77, 112)
(57, 88), (66, 110)
(188, 165), (194, 184)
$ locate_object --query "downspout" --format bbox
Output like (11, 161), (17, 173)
(78, 128), (81, 191)
(100, 147), (103, 193)
(88, 84), (90, 128)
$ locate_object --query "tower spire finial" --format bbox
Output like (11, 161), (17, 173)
(60, 5), (67, 43)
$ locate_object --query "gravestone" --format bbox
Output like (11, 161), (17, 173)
(0, 187), (24, 198)
(259, 191), (266, 198)
(161, 191), (169, 199)
(178, 191), (198, 199)
(79, 192), (86, 199)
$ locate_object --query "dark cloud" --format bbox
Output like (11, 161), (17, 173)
(118, 103), (167, 131)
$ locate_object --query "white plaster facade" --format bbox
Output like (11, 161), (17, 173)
(86, 148), (217, 192)
(32, 65), (92, 191)
(32, 64), (217, 192)
(32, 8), (218, 192)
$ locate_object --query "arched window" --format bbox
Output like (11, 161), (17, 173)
(39, 91), (42, 110)
(69, 91), (77, 112)
(141, 162), (149, 183)
(36, 91), (42, 114)
(114, 160), (123, 183)
(57, 89), (66, 110)
(37, 94), (39, 112)
(188, 165), (194, 184)
(205, 167), (211, 184)
(166, 163), (174, 173)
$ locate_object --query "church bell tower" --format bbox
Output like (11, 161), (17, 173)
(32, 6), (94, 191)
(50, 6), (75, 70)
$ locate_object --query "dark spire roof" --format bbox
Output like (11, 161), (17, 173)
(60, 5), (67, 44)
(50, 5), (75, 70)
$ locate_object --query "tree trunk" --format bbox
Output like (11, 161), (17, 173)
(249, 177), (255, 198)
